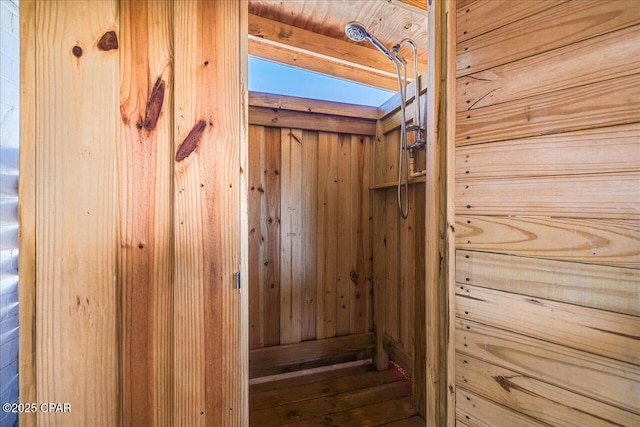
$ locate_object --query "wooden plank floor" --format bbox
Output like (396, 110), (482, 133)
(250, 362), (425, 426)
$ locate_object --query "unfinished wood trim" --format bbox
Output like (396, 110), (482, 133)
(456, 354), (639, 426)
(18, 1), (36, 426)
(249, 106), (376, 136)
(456, 124), (640, 179)
(456, 284), (640, 365)
(172, 1), (245, 424)
(445, 2), (458, 427)
(249, 91), (380, 120)
(456, 318), (640, 414)
(238, 1), (250, 421)
(118, 1), (174, 424)
(456, 0), (640, 77)
(457, 25), (640, 112)
(383, 333), (413, 377)
(457, 388), (549, 427)
(456, 0), (564, 43)
(457, 172), (640, 219)
(249, 333), (375, 378)
(457, 73), (640, 146)
(34, 1), (121, 424)
(378, 73), (428, 120)
(248, 13), (400, 91)
(423, 0), (448, 423)
(456, 250), (640, 315)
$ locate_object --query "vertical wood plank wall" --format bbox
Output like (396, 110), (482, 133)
(454, 1), (640, 425)
(371, 84), (428, 410)
(21, 1), (248, 425)
(247, 95), (375, 377)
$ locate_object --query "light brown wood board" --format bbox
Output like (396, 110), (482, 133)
(249, 106), (376, 136)
(456, 250), (640, 315)
(172, 1), (245, 425)
(455, 216), (640, 268)
(118, 1), (174, 424)
(456, 73), (640, 146)
(456, 124), (640, 179)
(456, 284), (640, 365)
(456, 0), (640, 77)
(18, 1), (36, 425)
(457, 25), (640, 112)
(34, 1), (120, 425)
(456, 354), (639, 426)
(456, 388), (549, 427)
(456, 0), (563, 43)
(456, 318), (640, 415)
(456, 173), (640, 219)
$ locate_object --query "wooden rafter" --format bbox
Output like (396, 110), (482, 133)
(249, 13), (419, 91)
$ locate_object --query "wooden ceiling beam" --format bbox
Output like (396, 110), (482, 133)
(248, 13), (416, 91)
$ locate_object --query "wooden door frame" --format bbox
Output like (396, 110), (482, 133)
(422, 1), (456, 426)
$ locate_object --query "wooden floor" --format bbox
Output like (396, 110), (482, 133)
(249, 362), (425, 426)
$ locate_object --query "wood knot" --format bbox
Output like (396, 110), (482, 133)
(72, 46), (83, 57)
(97, 31), (118, 51)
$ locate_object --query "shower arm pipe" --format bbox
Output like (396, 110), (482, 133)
(392, 39), (421, 131)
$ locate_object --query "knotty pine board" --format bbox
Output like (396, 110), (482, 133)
(456, 388), (548, 427)
(456, 318), (640, 414)
(456, 250), (640, 315)
(457, 26), (640, 112)
(455, 216), (640, 268)
(456, 73), (640, 146)
(456, 285), (640, 365)
(118, 1), (174, 424)
(456, 0), (640, 77)
(456, 354), (639, 426)
(34, 1), (120, 424)
(172, 1), (245, 424)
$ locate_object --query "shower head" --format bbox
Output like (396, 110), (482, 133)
(344, 21), (393, 60)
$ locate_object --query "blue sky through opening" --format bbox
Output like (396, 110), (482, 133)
(248, 57), (394, 107)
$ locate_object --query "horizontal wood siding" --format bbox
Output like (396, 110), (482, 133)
(248, 97), (373, 372)
(454, 1), (640, 425)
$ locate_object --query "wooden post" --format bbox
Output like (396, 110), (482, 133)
(422, 0), (455, 424)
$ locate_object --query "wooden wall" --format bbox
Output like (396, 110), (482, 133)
(371, 83), (427, 393)
(454, 1), (640, 426)
(247, 94), (376, 378)
(20, 1), (248, 425)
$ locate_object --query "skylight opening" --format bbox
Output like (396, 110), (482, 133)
(248, 56), (394, 107)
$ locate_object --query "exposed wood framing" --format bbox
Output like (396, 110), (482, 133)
(249, 106), (376, 136)
(248, 13), (401, 91)
(249, 91), (379, 120)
